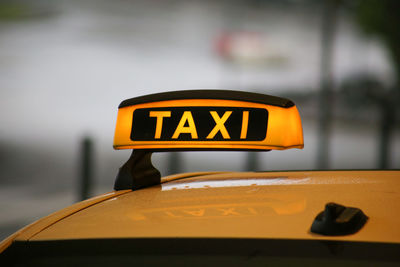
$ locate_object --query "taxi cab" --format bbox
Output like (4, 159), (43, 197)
(1, 90), (399, 266)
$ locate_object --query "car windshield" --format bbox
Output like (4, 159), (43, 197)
(2, 238), (399, 267)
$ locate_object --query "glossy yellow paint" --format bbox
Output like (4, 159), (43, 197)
(24, 170), (400, 244)
(113, 99), (303, 150)
(0, 190), (130, 253)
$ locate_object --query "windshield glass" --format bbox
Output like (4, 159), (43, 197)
(2, 238), (399, 266)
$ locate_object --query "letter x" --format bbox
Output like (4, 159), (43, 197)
(206, 111), (232, 139)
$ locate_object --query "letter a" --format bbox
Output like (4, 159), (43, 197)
(172, 111), (198, 139)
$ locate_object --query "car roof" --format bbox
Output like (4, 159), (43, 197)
(10, 170), (400, 244)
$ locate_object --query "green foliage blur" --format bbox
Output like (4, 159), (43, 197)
(0, 2), (30, 20)
(356, 0), (400, 81)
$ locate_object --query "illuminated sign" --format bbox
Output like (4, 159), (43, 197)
(113, 90), (303, 151)
(131, 107), (268, 141)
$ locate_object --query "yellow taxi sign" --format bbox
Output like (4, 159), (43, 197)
(113, 90), (303, 151)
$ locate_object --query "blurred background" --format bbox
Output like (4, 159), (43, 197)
(1, 0), (399, 239)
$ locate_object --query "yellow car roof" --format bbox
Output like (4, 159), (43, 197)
(10, 170), (400, 244)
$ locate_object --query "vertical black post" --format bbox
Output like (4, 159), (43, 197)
(317, 0), (339, 169)
(245, 152), (259, 171)
(79, 137), (93, 201)
(167, 152), (181, 175)
(378, 101), (394, 169)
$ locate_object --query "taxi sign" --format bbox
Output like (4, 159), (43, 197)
(113, 90), (303, 151)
